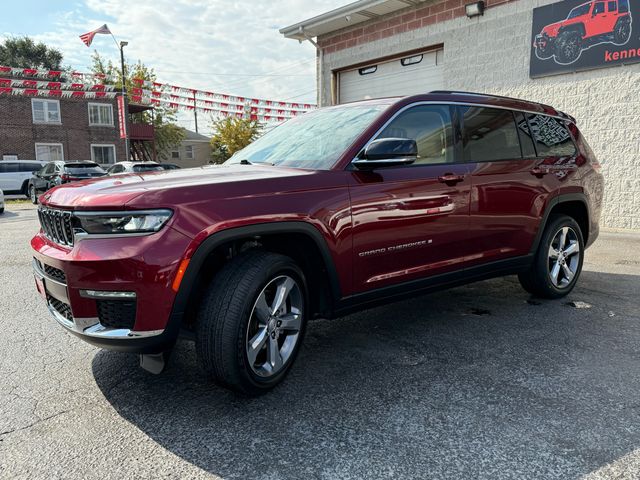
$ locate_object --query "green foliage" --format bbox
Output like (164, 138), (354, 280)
(0, 36), (63, 70)
(90, 52), (186, 155)
(210, 117), (263, 162)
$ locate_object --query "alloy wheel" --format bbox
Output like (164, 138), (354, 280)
(245, 275), (303, 378)
(548, 226), (580, 288)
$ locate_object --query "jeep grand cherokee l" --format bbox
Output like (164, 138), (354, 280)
(31, 91), (604, 395)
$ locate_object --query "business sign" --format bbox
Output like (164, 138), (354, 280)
(117, 95), (127, 139)
(530, 0), (638, 77)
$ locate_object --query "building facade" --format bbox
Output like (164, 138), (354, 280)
(162, 129), (212, 168)
(0, 95), (127, 164)
(282, 0), (640, 230)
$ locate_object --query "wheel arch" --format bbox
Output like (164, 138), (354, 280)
(530, 193), (590, 255)
(171, 222), (342, 330)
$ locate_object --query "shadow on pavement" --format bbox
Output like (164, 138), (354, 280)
(92, 272), (640, 479)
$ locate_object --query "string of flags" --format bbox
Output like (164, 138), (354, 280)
(0, 64), (315, 122)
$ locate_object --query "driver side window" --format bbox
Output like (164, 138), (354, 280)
(594, 2), (605, 14)
(376, 104), (455, 165)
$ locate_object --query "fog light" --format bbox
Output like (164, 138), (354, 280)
(465, 1), (485, 17)
(79, 290), (137, 299)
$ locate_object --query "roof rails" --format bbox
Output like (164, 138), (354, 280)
(428, 90), (575, 123)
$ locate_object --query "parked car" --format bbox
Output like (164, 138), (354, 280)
(0, 160), (47, 197)
(106, 161), (164, 175)
(0, 188), (4, 214)
(29, 161), (106, 204)
(535, 0), (632, 63)
(159, 163), (181, 170)
(31, 91), (604, 395)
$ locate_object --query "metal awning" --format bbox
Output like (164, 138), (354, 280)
(280, 0), (429, 41)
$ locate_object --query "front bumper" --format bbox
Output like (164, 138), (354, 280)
(31, 224), (192, 353)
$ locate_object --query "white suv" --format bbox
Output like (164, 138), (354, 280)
(0, 160), (47, 196)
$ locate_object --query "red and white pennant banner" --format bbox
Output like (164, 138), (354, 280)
(0, 87), (117, 99)
(0, 78), (116, 91)
(0, 65), (116, 83)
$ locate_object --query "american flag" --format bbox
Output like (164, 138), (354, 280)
(79, 24), (112, 47)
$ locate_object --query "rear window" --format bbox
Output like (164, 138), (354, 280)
(0, 162), (18, 173)
(461, 106), (521, 161)
(524, 114), (576, 157)
(65, 163), (105, 174)
(132, 164), (163, 172)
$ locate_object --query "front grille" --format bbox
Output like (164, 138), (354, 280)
(38, 207), (74, 247)
(97, 300), (136, 330)
(43, 264), (66, 283)
(47, 294), (73, 321)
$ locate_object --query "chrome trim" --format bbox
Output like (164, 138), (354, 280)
(73, 231), (157, 242)
(350, 100), (574, 167)
(73, 209), (173, 217)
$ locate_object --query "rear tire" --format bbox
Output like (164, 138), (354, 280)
(613, 19), (631, 45)
(196, 250), (308, 395)
(29, 185), (38, 205)
(518, 214), (584, 299)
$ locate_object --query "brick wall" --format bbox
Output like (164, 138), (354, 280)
(0, 95), (126, 162)
(318, 0), (640, 230)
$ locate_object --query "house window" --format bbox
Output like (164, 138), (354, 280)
(35, 143), (64, 161)
(91, 144), (117, 165)
(185, 145), (194, 159)
(32, 99), (61, 124)
(2, 154), (18, 160)
(88, 103), (114, 126)
(171, 150), (180, 159)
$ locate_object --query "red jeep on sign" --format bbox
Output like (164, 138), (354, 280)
(31, 91), (604, 395)
(535, 0), (632, 64)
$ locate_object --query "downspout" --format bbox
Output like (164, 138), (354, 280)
(297, 27), (324, 106)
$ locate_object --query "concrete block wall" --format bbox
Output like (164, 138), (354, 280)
(319, 0), (640, 230)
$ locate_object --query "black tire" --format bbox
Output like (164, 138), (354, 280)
(535, 44), (554, 60)
(0, 207), (4, 215)
(196, 250), (308, 395)
(518, 214), (584, 299)
(21, 180), (29, 197)
(29, 185), (38, 204)
(555, 30), (583, 64)
(613, 19), (631, 45)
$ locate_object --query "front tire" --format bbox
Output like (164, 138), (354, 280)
(555, 30), (583, 64)
(196, 250), (308, 395)
(518, 214), (584, 299)
(29, 185), (38, 204)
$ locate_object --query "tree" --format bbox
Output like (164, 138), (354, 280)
(0, 37), (63, 70)
(90, 52), (185, 156)
(209, 117), (263, 163)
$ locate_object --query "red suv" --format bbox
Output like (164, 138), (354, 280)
(31, 91), (604, 395)
(535, 0), (632, 63)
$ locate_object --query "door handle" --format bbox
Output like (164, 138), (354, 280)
(530, 166), (549, 178)
(438, 173), (465, 185)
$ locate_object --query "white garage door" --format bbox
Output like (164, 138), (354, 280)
(338, 49), (444, 104)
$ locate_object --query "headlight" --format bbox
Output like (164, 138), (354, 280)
(74, 209), (173, 235)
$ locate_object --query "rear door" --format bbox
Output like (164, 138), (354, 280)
(0, 162), (19, 192)
(348, 103), (472, 293)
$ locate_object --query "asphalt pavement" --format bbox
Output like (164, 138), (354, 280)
(1, 202), (640, 479)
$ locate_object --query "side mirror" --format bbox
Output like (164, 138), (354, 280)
(353, 138), (418, 169)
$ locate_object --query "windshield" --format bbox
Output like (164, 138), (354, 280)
(133, 164), (163, 172)
(65, 163), (105, 174)
(568, 3), (590, 18)
(225, 103), (388, 170)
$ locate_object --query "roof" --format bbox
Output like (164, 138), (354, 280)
(280, 0), (429, 40)
(183, 129), (210, 142)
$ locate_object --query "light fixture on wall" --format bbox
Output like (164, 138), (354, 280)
(465, 1), (485, 17)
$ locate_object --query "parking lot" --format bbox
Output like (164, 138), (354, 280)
(1, 202), (640, 479)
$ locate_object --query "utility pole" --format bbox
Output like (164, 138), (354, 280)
(119, 41), (130, 160)
(193, 90), (198, 133)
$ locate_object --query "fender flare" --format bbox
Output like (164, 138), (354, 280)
(170, 221), (342, 319)
(529, 192), (590, 255)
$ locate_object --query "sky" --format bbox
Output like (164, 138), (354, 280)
(0, 0), (347, 133)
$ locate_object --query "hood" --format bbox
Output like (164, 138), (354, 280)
(42, 164), (315, 209)
(541, 20), (566, 36)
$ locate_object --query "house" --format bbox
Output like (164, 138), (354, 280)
(162, 129), (212, 168)
(281, 0), (640, 230)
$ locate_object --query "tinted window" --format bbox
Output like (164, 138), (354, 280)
(377, 105), (455, 165)
(594, 2), (605, 14)
(514, 112), (537, 158)
(132, 164), (163, 172)
(65, 163), (105, 174)
(608, 1), (617, 11)
(19, 163), (40, 172)
(525, 114), (576, 157)
(619, 0), (629, 13)
(0, 162), (18, 173)
(462, 107), (521, 161)
(43, 163), (56, 175)
(568, 3), (590, 17)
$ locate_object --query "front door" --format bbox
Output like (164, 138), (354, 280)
(348, 104), (472, 293)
